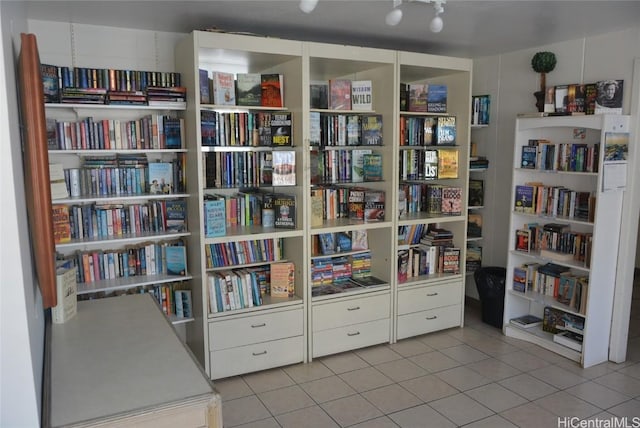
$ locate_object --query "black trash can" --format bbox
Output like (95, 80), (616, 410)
(474, 266), (506, 328)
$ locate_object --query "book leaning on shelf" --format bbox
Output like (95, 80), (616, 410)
(52, 260), (77, 324)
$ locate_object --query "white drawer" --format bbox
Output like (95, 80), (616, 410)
(313, 318), (390, 358)
(209, 308), (303, 351)
(210, 335), (304, 379)
(313, 293), (390, 332)
(398, 281), (462, 315)
(397, 304), (462, 340)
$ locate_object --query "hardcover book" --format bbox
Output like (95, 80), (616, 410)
(362, 153), (383, 181)
(360, 114), (383, 145)
(211, 71), (236, 105)
(148, 162), (174, 194)
(515, 228), (531, 252)
(441, 186), (462, 215)
(272, 150), (296, 186)
(41, 63), (60, 103)
(318, 233), (336, 255)
(262, 193), (275, 228)
(199, 69), (210, 104)
(329, 79), (351, 110)
(261, 73), (284, 108)
(310, 80), (329, 109)
(435, 116), (456, 145)
(346, 115), (361, 145)
(351, 149), (372, 183)
(514, 185), (535, 213)
(437, 149), (458, 179)
(309, 111), (321, 146)
(351, 230), (369, 250)
(52, 262), (77, 324)
(270, 261), (295, 298)
(165, 199), (187, 232)
(510, 314), (543, 328)
(424, 149), (438, 179)
(427, 84), (447, 113)
(273, 194), (296, 229)
(442, 247), (460, 274)
(351, 80), (373, 111)
(512, 266), (527, 292)
(521, 145), (537, 169)
(204, 198), (226, 237)
(165, 245), (187, 276)
(348, 187), (366, 220)
(235, 73), (262, 106)
(567, 84), (586, 113)
(52, 205), (71, 244)
(364, 189), (385, 221)
(584, 83), (597, 115)
(467, 213), (482, 238)
(595, 79), (623, 114)
(310, 189), (324, 227)
(408, 83), (428, 112)
(270, 112), (292, 146)
(468, 179), (484, 206)
(554, 84), (568, 113)
(260, 151), (273, 185)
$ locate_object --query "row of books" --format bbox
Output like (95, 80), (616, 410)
(398, 245), (461, 282)
(399, 183), (463, 216)
(312, 230), (369, 256)
(203, 150), (295, 188)
(469, 156), (489, 170)
(400, 83), (447, 113)
(204, 238), (284, 269)
(310, 79), (373, 111)
(311, 275), (387, 297)
(509, 308), (585, 352)
(471, 95), (490, 126)
(521, 140), (599, 173)
(512, 263), (588, 315)
(399, 148), (458, 181)
(203, 192), (297, 236)
(514, 223), (592, 265)
(309, 112), (383, 146)
(312, 256), (352, 286)
(310, 187), (385, 222)
(542, 80), (623, 115)
(201, 110), (292, 147)
(399, 116), (456, 146)
(41, 63), (182, 102)
(514, 183), (595, 221)
(59, 239), (187, 285)
(52, 199), (186, 244)
(310, 150), (382, 185)
(200, 71), (284, 108)
(47, 115), (184, 151)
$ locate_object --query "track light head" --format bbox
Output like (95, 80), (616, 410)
(429, 14), (443, 33)
(299, 0), (318, 14)
(385, 8), (403, 26)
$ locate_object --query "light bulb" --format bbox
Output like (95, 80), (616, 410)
(385, 8), (403, 26)
(299, 0), (318, 14)
(429, 15), (443, 33)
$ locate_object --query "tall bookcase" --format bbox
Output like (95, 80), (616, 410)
(305, 43), (396, 358)
(394, 52), (472, 340)
(174, 30), (472, 379)
(504, 114), (630, 368)
(175, 32), (307, 379)
(47, 103), (193, 324)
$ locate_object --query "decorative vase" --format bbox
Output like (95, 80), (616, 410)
(534, 91), (545, 113)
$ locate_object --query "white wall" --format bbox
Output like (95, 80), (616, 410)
(0, 2), (45, 426)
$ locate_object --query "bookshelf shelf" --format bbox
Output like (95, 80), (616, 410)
(77, 273), (192, 296)
(504, 114), (630, 368)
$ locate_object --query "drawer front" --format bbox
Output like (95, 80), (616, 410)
(397, 304), (462, 340)
(210, 335), (304, 379)
(209, 308), (303, 351)
(313, 293), (390, 332)
(398, 281), (462, 315)
(313, 318), (390, 358)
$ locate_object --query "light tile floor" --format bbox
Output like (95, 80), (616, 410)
(215, 281), (640, 427)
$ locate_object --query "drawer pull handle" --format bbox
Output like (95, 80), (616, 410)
(251, 323), (266, 328)
(347, 306), (361, 311)
(427, 292), (438, 296)
(347, 331), (361, 336)
(252, 350), (267, 356)
(426, 316), (438, 320)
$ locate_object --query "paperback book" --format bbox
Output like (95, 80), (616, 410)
(273, 194), (296, 229)
(437, 149), (458, 179)
(165, 199), (187, 232)
(270, 262), (295, 298)
(148, 162), (174, 194)
(270, 112), (292, 146)
(310, 80), (329, 109)
(261, 73), (284, 108)
(510, 314), (543, 328)
(329, 79), (351, 110)
(52, 261), (77, 324)
(351, 80), (373, 111)
(204, 198), (226, 237)
(424, 150), (438, 179)
(362, 153), (383, 181)
(360, 114), (383, 145)
(435, 116), (456, 145)
(441, 186), (462, 215)
(211, 71), (236, 105)
(272, 150), (296, 186)
(166, 245), (187, 276)
(427, 84), (447, 113)
(408, 83), (428, 112)
(235, 73), (262, 106)
(364, 190), (385, 221)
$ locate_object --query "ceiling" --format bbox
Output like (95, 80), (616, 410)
(17, 0), (640, 58)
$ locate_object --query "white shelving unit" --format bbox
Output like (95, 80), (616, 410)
(175, 31), (306, 379)
(46, 103), (193, 325)
(504, 114), (630, 368)
(394, 52), (472, 341)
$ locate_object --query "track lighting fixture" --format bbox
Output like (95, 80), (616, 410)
(385, 0), (446, 33)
